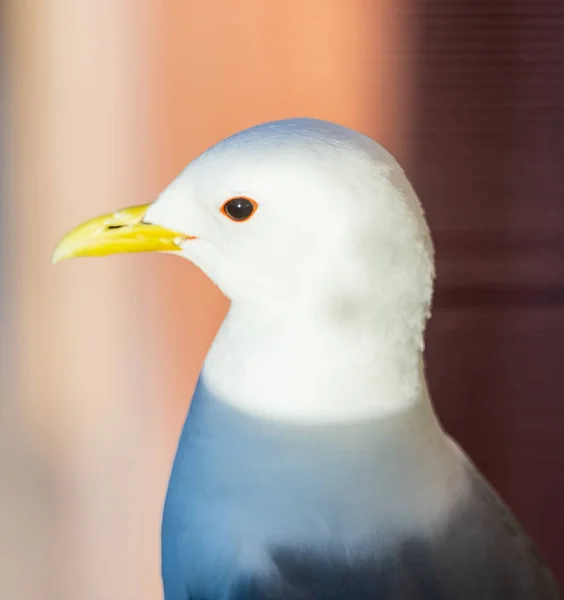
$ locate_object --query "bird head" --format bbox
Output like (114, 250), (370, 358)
(53, 118), (434, 347)
(53, 118), (436, 421)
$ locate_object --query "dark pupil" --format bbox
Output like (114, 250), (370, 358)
(225, 197), (254, 221)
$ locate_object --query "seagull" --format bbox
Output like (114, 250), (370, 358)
(53, 118), (562, 600)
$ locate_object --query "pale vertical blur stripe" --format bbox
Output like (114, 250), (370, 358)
(3, 1), (408, 599)
(5, 1), (164, 599)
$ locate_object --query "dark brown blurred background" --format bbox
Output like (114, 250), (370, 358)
(406, 0), (564, 580)
(3, 1), (563, 598)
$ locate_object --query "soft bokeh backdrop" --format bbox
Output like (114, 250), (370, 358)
(2, 1), (563, 599)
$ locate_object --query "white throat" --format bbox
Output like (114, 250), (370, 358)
(202, 301), (430, 424)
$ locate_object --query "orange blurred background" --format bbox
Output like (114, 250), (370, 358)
(2, 1), (563, 598)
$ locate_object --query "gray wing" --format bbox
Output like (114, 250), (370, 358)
(422, 458), (562, 600)
(231, 462), (561, 600)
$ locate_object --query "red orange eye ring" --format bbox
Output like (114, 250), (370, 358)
(220, 196), (258, 222)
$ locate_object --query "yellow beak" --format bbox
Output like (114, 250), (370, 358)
(52, 204), (188, 264)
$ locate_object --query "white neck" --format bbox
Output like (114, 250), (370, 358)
(202, 301), (432, 424)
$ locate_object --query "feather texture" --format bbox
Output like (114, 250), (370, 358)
(162, 380), (560, 600)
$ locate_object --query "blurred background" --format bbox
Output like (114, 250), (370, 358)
(2, 0), (563, 598)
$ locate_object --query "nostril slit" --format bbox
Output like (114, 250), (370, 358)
(107, 225), (125, 230)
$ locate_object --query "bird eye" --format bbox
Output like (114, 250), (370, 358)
(221, 197), (257, 222)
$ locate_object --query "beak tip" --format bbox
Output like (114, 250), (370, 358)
(51, 243), (69, 265)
